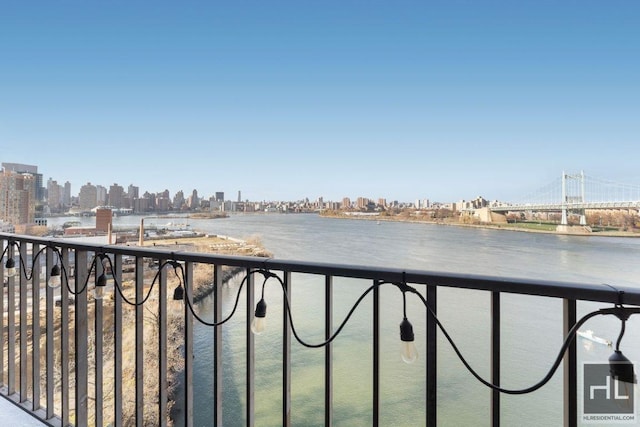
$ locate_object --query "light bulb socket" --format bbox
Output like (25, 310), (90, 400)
(400, 317), (414, 342)
(173, 284), (184, 301)
(609, 350), (637, 384)
(50, 264), (61, 277)
(254, 298), (267, 318)
(5, 258), (15, 269)
(96, 273), (107, 288)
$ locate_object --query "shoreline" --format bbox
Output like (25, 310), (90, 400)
(322, 213), (640, 238)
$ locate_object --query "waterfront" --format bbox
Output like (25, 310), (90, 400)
(46, 214), (640, 426)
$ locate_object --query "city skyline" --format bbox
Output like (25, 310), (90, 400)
(1, 1), (639, 202)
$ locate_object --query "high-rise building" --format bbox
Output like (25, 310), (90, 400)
(108, 183), (124, 208)
(156, 196), (170, 212)
(2, 162), (44, 203)
(188, 189), (199, 209)
(128, 184), (139, 199)
(63, 181), (72, 207)
(133, 197), (150, 213)
(356, 197), (369, 209)
(0, 170), (35, 224)
(173, 191), (185, 210)
(79, 183), (98, 211)
(96, 185), (107, 206)
(47, 178), (63, 213)
(215, 192), (224, 202)
(237, 191), (241, 202)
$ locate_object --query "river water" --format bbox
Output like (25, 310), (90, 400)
(47, 214), (640, 426)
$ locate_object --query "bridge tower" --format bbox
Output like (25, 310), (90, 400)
(561, 170), (586, 226)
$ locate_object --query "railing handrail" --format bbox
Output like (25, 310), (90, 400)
(2, 232), (637, 306)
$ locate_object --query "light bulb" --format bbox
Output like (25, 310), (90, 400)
(94, 273), (107, 300)
(93, 285), (104, 300)
(48, 265), (61, 289)
(400, 317), (417, 364)
(401, 340), (418, 364)
(5, 258), (16, 278)
(251, 316), (267, 335)
(251, 298), (267, 335)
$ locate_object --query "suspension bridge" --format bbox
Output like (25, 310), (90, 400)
(489, 171), (640, 226)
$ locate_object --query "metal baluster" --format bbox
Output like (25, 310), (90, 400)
(426, 285), (437, 427)
(491, 291), (501, 427)
(324, 275), (333, 427)
(75, 250), (89, 426)
(246, 268), (255, 427)
(282, 271), (291, 427)
(563, 299), (577, 427)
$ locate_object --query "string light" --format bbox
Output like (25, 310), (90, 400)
(48, 250), (62, 289)
(251, 298), (267, 335)
(5, 257), (16, 278)
(609, 309), (636, 384)
(1, 241), (639, 394)
(2, 241), (63, 286)
(94, 271), (107, 300)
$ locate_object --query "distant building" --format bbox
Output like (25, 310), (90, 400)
(79, 183), (98, 211)
(47, 178), (63, 213)
(108, 183), (125, 208)
(356, 197), (372, 210)
(2, 162), (44, 203)
(173, 191), (185, 210)
(215, 192), (224, 202)
(188, 189), (199, 209)
(96, 185), (107, 206)
(128, 184), (139, 199)
(415, 199), (430, 209)
(210, 199), (222, 212)
(63, 181), (72, 207)
(133, 197), (150, 213)
(156, 196), (170, 212)
(0, 170), (35, 225)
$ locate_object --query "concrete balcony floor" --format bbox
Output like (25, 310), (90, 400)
(0, 397), (47, 426)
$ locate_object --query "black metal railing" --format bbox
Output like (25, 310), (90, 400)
(1, 233), (639, 427)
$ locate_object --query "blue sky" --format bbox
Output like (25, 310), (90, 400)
(1, 1), (638, 203)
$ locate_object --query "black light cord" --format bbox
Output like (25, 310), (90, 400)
(4, 241), (54, 281)
(13, 245), (91, 295)
(234, 272), (406, 349)
(177, 268), (394, 342)
(178, 266), (262, 327)
(616, 318), (626, 352)
(16, 244), (48, 281)
(404, 284), (640, 394)
(0, 241), (10, 261)
(99, 255), (177, 306)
